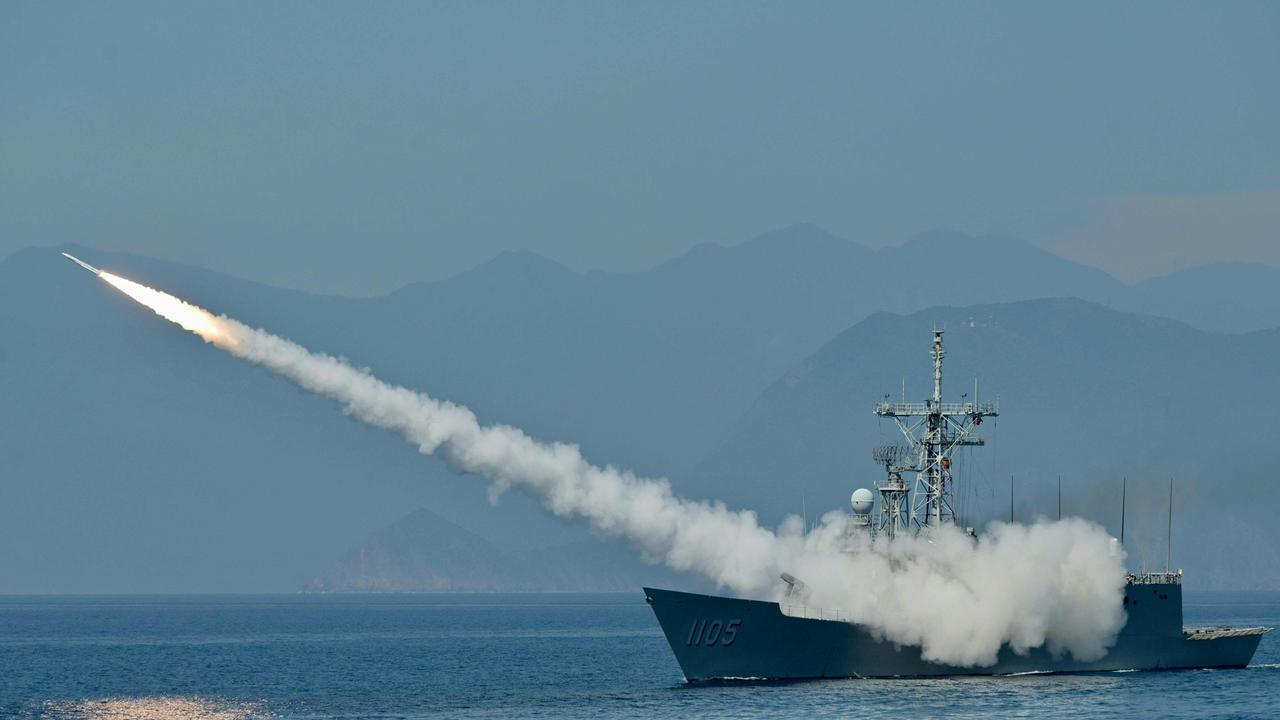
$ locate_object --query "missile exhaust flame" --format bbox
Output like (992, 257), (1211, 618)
(98, 272), (240, 349)
(62, 251), (237, 347)
(66, 263), (1128, 667)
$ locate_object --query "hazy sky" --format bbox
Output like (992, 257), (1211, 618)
(3, 1), (1278, 294)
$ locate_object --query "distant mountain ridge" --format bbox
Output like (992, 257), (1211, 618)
(4, 225), (1280, 591)
(306, 508), (693, 593)
(396, 223), (1280, 337)
(306, 509), (525, 592)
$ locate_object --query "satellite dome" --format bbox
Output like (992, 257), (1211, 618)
(850, 488), (874, 515)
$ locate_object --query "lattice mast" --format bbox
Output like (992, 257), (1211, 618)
(873, 330), (998, 531)
(871, 445), (913, 539)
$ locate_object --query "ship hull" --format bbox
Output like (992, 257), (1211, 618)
(644, 585), (1265, 680)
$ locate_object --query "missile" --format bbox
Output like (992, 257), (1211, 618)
(61, 252), (102, 276)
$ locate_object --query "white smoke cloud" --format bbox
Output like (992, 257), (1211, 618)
(788, 515), (1127, 665)
(98, 271), (1128, 667)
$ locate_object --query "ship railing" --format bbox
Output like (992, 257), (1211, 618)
(779, 603), (849, 622)
(1127, 570), (1183, 585)
(875, 401), (999, 417)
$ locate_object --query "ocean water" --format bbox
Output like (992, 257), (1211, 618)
(2, 592), (1277, 719)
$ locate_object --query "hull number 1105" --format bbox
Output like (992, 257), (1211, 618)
(686, 618), (741, 647)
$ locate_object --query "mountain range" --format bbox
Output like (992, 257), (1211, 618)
(3, 225), (1279, 591)
(305, 508), (695, 593)
(688, 298), (1280, 589)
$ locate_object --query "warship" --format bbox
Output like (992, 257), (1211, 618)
(645, 330), (1269, 680)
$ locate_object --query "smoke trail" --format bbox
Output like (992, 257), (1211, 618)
(96, 271), (1127, 667)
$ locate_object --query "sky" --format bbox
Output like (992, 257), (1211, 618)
(2, 1), (1278, 295)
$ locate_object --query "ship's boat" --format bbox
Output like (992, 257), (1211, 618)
(645, 332), (1270, 680)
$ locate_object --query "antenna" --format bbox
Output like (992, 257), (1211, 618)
(1167, 478), (1173, 573)
(1009, 474), (1014, 523)
(1120, 477), (1127, 545)
(1057, 475), (1062, 521)
(801, 494), (808, 534)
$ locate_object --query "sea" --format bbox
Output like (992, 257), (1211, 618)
(2, 592), (1277, 719)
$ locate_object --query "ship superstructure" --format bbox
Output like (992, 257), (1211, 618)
(646, 331), (1270, 679)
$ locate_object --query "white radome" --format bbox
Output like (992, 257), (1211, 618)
(850, 488), (874, 515)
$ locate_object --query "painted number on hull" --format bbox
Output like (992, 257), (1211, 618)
(686, 619), (741, 647)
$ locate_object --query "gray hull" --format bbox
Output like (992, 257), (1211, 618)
(644, 583), (1267, 680)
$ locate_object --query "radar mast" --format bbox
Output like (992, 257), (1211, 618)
(873, 330), (998, 531)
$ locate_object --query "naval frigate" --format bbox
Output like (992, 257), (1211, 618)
(645, 330), (1269, 680)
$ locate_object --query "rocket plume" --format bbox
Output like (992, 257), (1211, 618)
(100, 273), (239, 349)
(89, 269), (1127, 667)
